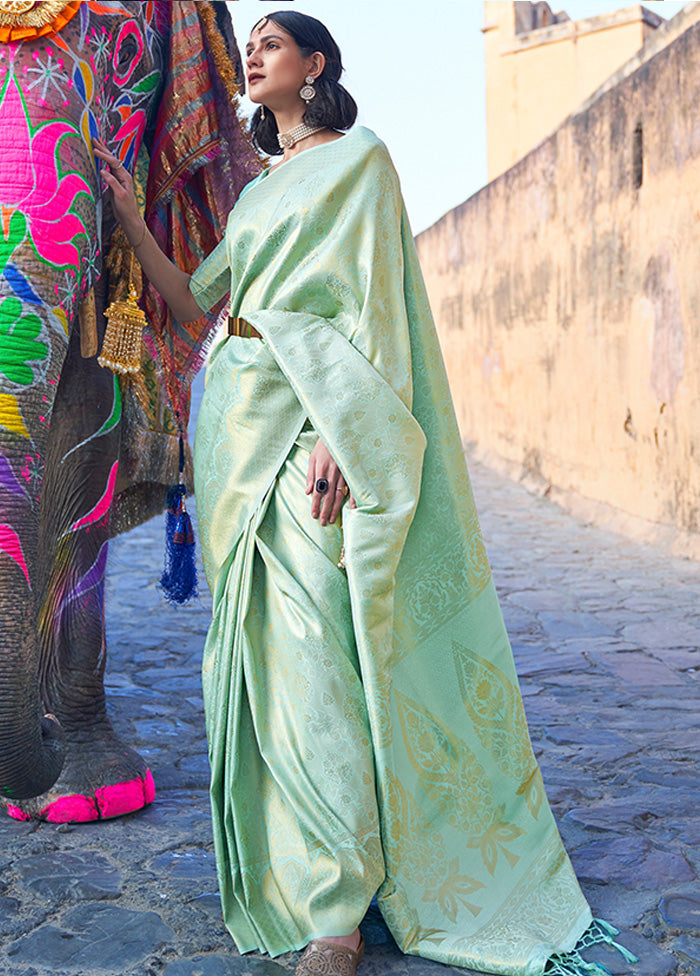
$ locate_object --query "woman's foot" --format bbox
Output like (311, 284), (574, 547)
(295, 930), (364, 976)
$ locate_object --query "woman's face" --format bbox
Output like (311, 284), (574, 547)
(245, 18), (320, 111)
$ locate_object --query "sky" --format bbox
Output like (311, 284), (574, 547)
(226, 1), (690, 234)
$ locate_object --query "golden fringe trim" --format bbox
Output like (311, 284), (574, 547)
(198, 1), (240, 103)
(197, 1), (267, 170)
(0, 0), (71, 27)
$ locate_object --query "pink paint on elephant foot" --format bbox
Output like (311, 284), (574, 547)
(6, 770), (155, 823)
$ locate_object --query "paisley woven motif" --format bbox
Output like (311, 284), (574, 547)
(453, 639), (536, 781)
(396, 689), (494, 834)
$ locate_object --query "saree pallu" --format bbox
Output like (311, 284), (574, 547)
(191, 127), (604, 976)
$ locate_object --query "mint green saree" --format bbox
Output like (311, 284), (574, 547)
(190, 127), (627, 976)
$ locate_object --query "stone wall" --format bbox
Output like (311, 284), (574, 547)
(416, 17), (700, 548)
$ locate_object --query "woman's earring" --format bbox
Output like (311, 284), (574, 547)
(299, 75), (316, 104)
(261, 104), (266, 121)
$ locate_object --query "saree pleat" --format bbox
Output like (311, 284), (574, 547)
(196, 339), (384, 956)
(191, 129), (599, 975)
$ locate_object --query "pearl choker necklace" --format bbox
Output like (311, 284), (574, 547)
(277, 122), (325, 150)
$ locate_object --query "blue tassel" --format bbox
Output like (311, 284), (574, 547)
(160, 433), (198, 605)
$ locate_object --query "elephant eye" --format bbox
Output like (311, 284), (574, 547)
(117, 34), (139, 68)
(111, 22), (146, 85)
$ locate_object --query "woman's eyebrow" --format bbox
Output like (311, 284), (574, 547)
(246, 33), (286, 52)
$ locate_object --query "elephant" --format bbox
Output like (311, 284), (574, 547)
(0, 0), (260, 822)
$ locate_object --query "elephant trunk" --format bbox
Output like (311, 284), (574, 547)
(0, 715), (64, 803)
(0, 609), (65, 801)
(0, 711), (64, 802)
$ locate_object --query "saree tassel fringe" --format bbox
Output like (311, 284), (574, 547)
(160, 432), (198, 604)
(545, 919), (639, 976)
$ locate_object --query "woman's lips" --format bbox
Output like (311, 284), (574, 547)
(248, 74), (264, 84)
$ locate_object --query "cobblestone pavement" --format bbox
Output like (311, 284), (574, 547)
(1, 457), (699, 976)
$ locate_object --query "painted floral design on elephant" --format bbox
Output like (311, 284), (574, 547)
(0, 295), (47, 388)
(0, 0), (161, 291)
(24, 46), (70, 103)
(0, 65), (93, 273)
(0, 1), (160, 449)
(0, 3), (155, 597)
(0, 522), (30, 586)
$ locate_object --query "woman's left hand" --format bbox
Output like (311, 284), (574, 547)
(306, 439), (355, 525)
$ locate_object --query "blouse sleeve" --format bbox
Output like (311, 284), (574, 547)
(189, 236), (230, 313)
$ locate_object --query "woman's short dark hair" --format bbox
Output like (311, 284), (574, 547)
(249, 11), (358, 156)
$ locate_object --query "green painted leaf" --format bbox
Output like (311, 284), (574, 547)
(0, 211), (27, 274)
(132, 72), (160, 94)
(0, 296), (47, 386)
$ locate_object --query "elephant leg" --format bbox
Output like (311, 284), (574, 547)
(4, 330), (154, 823)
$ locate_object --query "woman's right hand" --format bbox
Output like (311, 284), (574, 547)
(92, 137), (145, 245)
(306, 437), (356, 526)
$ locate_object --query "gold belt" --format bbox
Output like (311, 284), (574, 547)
(228, 316), (261, 339)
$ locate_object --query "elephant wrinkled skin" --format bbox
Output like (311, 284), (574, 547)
(0, 0), (257, 821)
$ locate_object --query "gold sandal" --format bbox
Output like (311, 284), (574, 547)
(295, 934), (365, 976)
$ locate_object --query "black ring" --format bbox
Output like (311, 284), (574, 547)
(315, 478), (329, 495)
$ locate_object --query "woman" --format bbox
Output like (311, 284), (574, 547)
(93, 11), (634, 976)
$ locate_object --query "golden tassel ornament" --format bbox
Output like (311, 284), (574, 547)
(98, 255), (145, 374)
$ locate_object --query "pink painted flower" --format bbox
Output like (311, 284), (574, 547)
(21, 452), (42, 493)
(0, 67), (93, 272)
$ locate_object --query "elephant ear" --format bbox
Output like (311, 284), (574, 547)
(142, 0), (261, 424)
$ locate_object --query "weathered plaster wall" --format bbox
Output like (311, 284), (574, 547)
(417, 19), (700, 540)
(484, 1), (660, 180)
